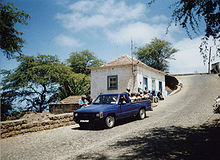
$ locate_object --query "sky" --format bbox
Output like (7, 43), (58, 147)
(1, 0), (219, 74)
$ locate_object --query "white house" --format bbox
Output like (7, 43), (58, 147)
(90, 55), (166, 99)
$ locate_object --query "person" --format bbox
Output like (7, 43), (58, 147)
(151, 91), (158, 103)
(135, 93), (141, 101)
(111, 95), (117, 104)
(144, 86), (147, 91)
(119, 95), (128, 104)
(151, 90), (156, 96)
(78, 95), (88, 108)
(130, 93), (136, 103)
(148, 91), (153, 101)
(139, 92), (144, 100)
(86, 96), (93, 104)
(138, 87), (143, 93)
(126, 88), (131, 96)
(143, 90), (150, 100)
(157, 91), (164, 100)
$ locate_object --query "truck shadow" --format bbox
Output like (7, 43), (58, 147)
(115, 115), (150, 127)
(72, 116), (150, 131)
(76, 119), (220, 159)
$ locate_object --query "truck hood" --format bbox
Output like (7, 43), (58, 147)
(75, 104), (117, 113)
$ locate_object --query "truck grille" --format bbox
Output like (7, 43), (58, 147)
(78, 113), (96, 119)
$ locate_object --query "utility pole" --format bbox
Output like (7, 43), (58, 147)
(208, 46), (211, 74)
(131, 39), (134, 74)
(131, 39), (135, 92)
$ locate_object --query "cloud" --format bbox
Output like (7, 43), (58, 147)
(68, 0), (95, 12)
(150, 15), (169, 23)
(56, 0), (146, 30)
(54, 34), (84, 48)
(105, 21), (206, 74)
(169, 37), (207, 74)
(105, 22), (170, 46)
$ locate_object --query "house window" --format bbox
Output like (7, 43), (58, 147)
(152, 79), (156, 91)
(143, 77), (148, 90)
(107, 75), (118, 90)
(159, 81), (162, 92)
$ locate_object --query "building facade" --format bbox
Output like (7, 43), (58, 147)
(90, 55), (166, 99)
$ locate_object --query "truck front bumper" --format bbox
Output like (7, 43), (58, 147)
(74, 117), (104, 125)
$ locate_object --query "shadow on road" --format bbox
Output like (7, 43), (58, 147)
(76, 119), (220, 160)
(71, 116), (150, 131)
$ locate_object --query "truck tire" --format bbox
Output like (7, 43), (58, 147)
(138, 108), (146, 120)
(105, 115), (115, 128)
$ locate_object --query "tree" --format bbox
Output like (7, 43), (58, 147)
(1, 55), (73, 112)
(1, 71), (12, 116)
(134, 38), (178, 72)
(1, 100), (12, 116)
(0, 0), (30, 59)
(149, 0), (219, 39)
(67, 50), (105, 75)
(148, 0), (220, 65)
(58, 73), (90, 100)
(199, 36), (220, 70)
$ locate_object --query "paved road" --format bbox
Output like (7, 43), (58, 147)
(1, 74), (220, 160)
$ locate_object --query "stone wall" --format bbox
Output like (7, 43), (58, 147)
(49, 104), (81, 114)
(0, 113), (75, 139)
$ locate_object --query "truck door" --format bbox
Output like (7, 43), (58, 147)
(119, 94), (134, 118)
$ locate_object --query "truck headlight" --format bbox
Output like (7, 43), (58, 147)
(96, 112), (103, 118)
(74, 113), (78, 117)
(96, 113), (100, 117)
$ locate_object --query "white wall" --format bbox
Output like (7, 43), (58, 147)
(136, 66), (166, 96)
(91, 66), (133, 99)
(91, 65), (166, 99)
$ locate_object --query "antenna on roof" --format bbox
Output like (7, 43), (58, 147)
(131, 39), (134, 74)
(131, 39), (135, 92)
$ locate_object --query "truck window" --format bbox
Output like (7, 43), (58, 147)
(119, 95), (129, 104)
(93, 95), (118, 104)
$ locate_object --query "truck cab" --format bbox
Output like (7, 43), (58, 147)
(73, 93), (152, 128)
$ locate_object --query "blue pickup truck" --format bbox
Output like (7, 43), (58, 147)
(73, 93), (152, 128)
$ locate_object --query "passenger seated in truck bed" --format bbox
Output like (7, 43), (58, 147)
(143, 91), (149, 99)
(130, 93), (136, 103)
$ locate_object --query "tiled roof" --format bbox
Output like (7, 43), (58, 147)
(56, 96), (81, 104)
(91, 55), (166, 75)
(103, 55), (137, 67)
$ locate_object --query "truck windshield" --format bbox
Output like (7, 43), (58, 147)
(93, 95), (118, 104)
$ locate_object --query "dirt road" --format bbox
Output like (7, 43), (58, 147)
(1, 74), (220, 160)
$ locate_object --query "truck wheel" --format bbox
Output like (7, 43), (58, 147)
(138, 108), (146, 120)
(105, 115), (115, 128)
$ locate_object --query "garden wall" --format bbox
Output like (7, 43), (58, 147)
(49, 104), (81, 114)
(0, 113), (75, 139)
